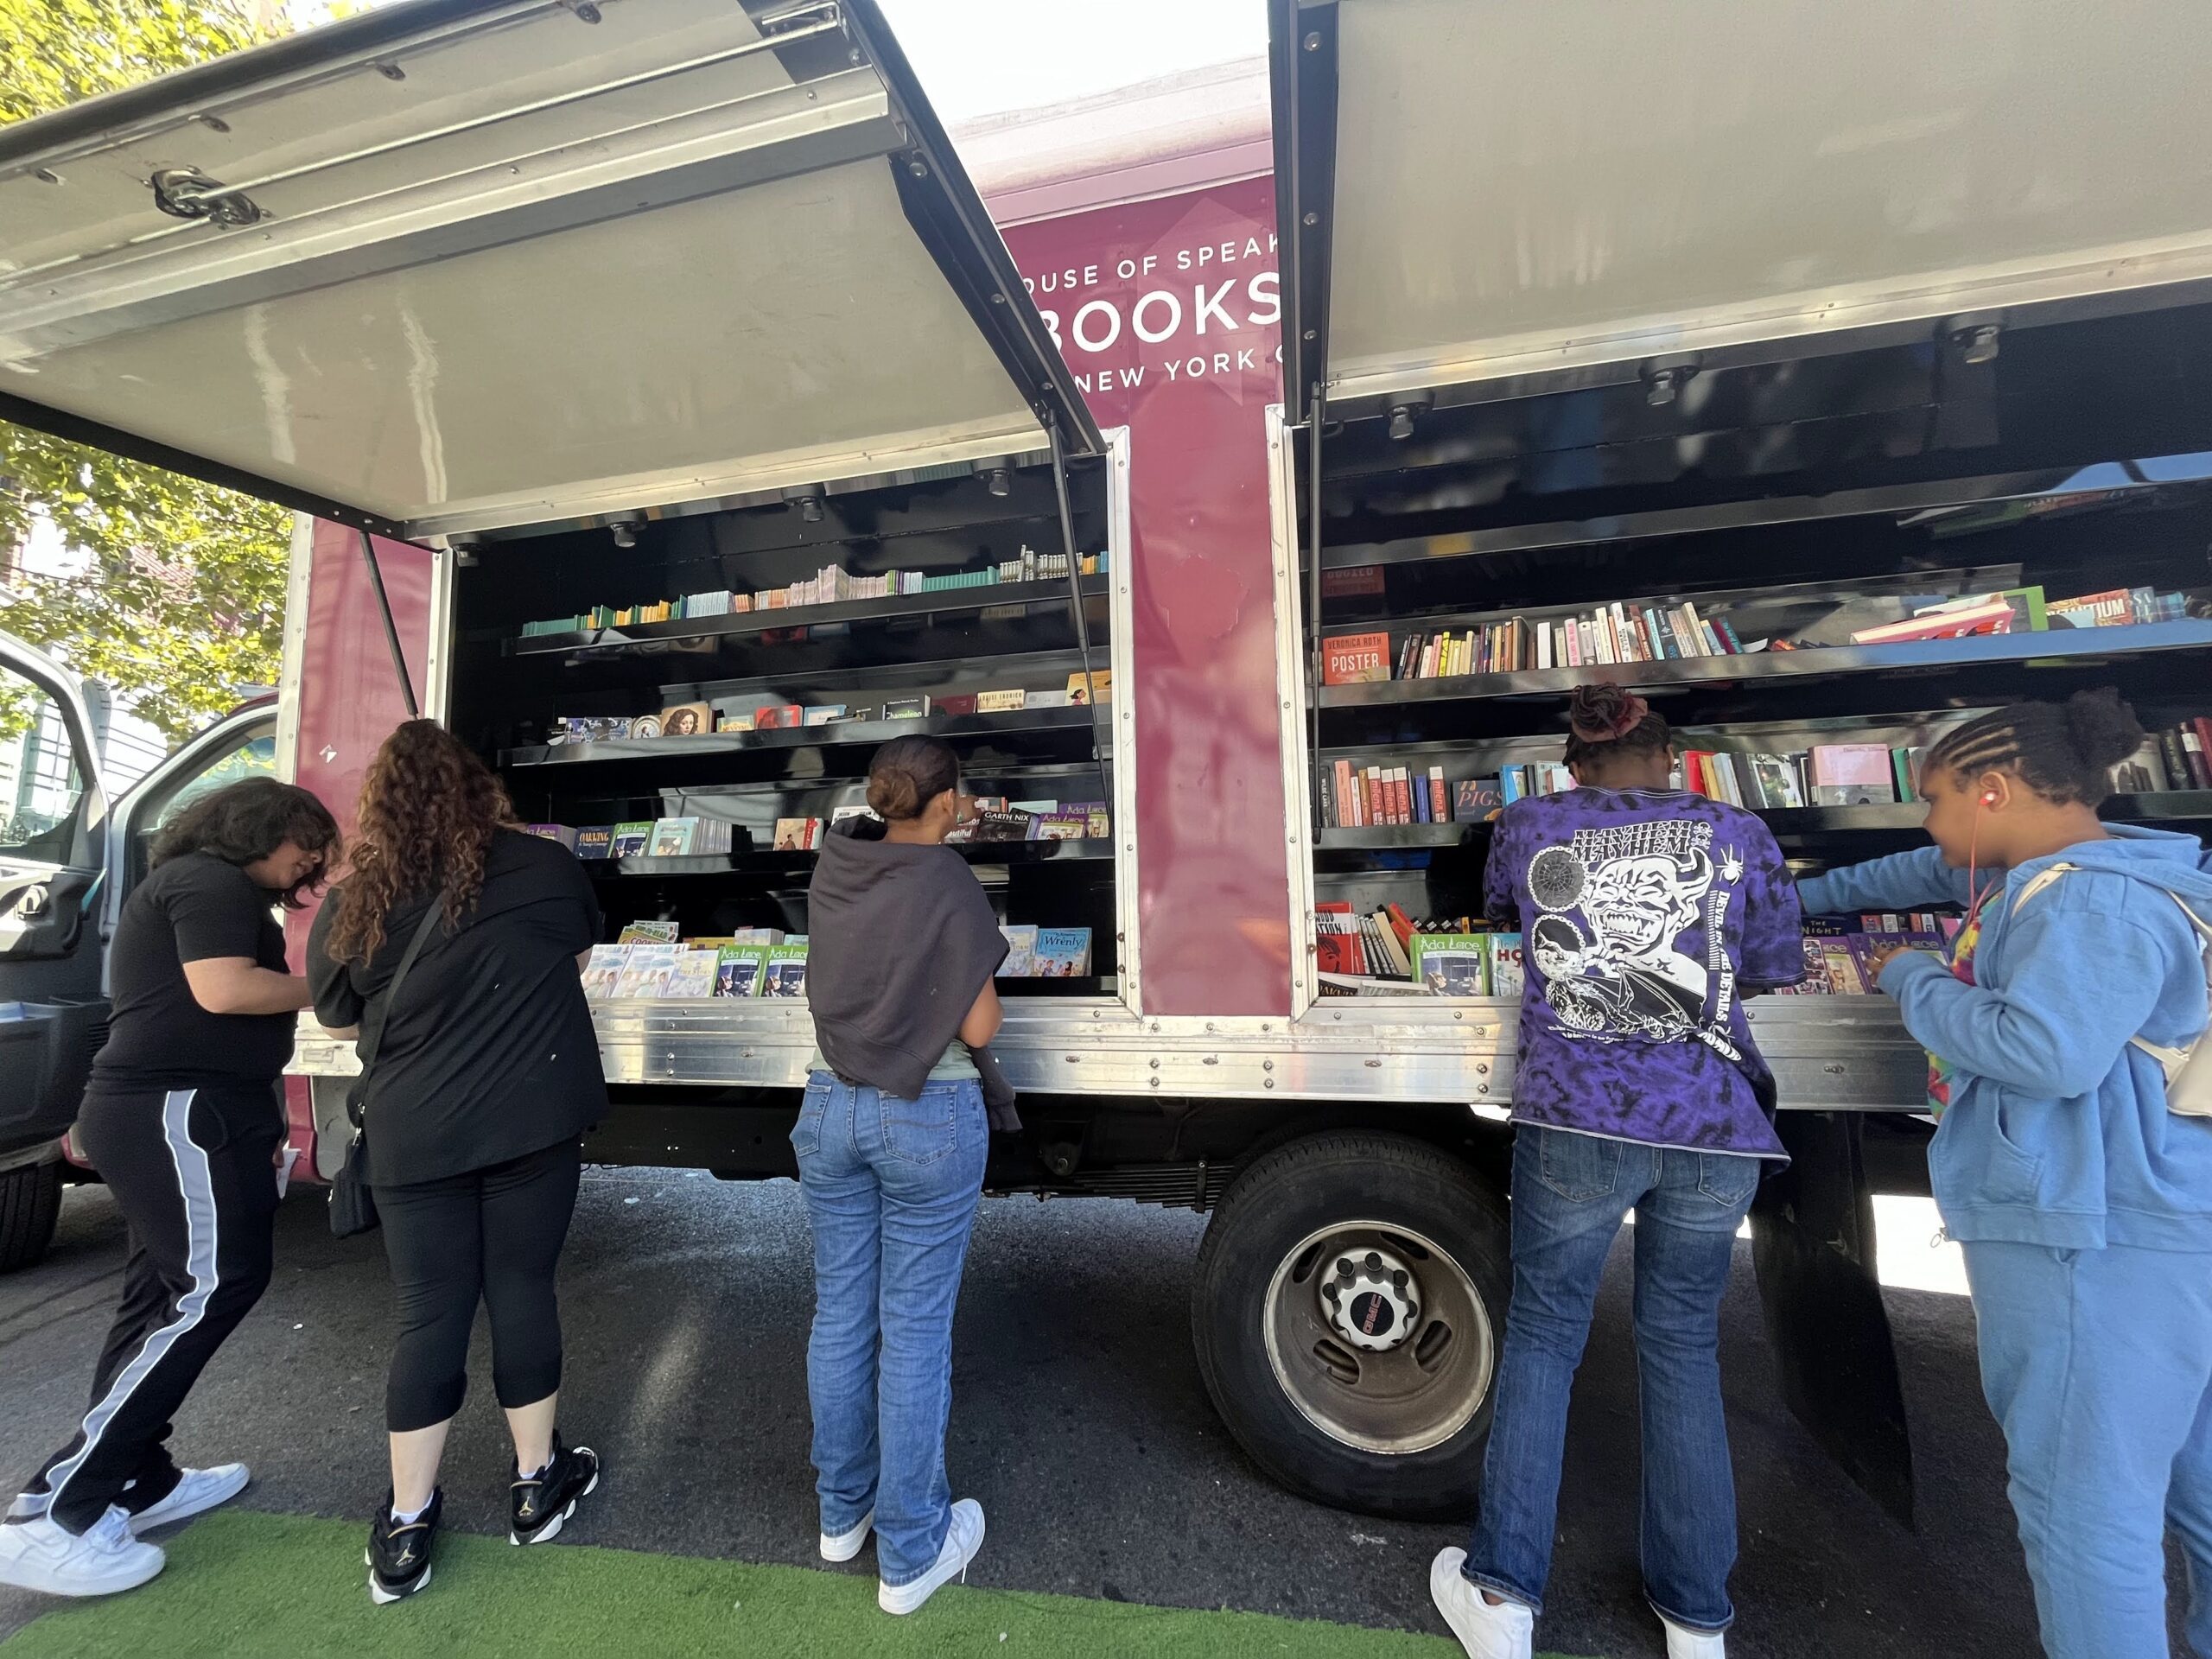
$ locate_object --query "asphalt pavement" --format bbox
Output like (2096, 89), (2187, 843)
(0, 1165), (2050, 1656)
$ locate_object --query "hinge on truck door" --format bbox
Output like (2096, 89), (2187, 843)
(148, 167), (264, 228)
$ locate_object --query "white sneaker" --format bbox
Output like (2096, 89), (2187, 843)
(5, 1491), (48, 1522)
(1430, 1548), (1535, 1659)
(821, 1508), (874, 1563)
(0, 1507), (166, 1598)
(1662, 1615), (1726, 1658)
(128, 1465), (250, 1535)
(878, 1498), (984, 1616)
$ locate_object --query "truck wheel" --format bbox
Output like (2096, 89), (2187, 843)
(0, 1159), (63, 1274)
(1192, 1130), (1510, 1520)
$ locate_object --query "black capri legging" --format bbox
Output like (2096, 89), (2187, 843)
(376, 1137), (582, 1432)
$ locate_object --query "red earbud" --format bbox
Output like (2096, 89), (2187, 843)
(1981, 790), (1999, 804)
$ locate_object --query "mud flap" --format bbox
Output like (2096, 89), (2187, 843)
(1751, 1110), (1916, 1528)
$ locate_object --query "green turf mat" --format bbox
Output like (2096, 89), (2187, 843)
(3, 1510), (1600, 1657)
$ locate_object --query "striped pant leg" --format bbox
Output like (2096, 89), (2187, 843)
(36, 1088), (278, 1535)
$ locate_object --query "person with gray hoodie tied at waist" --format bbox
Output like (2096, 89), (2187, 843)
(796, 734), (1017, 1616)
(1799, 690), (2212, 1659)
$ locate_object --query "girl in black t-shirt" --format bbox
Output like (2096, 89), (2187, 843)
(310, 721), (607, 1605)
(1, 779), (337, 1601)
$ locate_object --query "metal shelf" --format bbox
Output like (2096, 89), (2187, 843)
(500, 704), (1104, 768)
(1314, 791), (2212, 849)
(1317, 620), (2212, 709)
(596, 839), (1115, 875)
(507, 576), (1109, 656)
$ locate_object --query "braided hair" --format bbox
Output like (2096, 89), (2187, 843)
(1923, 689), (2145, 808)
(1562, 683), (1673, 769)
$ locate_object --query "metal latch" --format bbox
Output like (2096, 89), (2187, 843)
(149, 167), (264, 227)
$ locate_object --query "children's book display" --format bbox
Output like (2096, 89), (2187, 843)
(995, 925), (1093, 977)
(583, 927), (804, 1000)
(1314, 902), (1522, 997)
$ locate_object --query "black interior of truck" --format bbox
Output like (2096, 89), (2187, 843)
(445, 456), (1119, 992)
(1298, 302), (2212, 925)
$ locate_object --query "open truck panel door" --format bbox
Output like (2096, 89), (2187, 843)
(1260, 0), (2212, 1529)
(0, 0), (1101, 541)
(1274, 0), (2212, 423)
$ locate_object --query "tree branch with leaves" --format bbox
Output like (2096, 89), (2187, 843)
(0, 0), (288, 742)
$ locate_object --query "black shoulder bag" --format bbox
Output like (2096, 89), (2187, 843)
(329, 904), (443, 1238)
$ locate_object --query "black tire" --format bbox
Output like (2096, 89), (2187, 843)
(0, 1159), (63, 1274)
(1191, 1130), (1510, 1520)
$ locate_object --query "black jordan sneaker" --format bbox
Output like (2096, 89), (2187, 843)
(366, 1487), (442, 1605)
(510, 1432), (600, 1546)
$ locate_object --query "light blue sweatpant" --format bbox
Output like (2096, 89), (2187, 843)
(1962, 1239), (2212, 1659)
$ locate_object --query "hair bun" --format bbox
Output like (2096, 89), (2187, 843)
(866, 772), (922, 820)
(1567, 682), (1651, 743)
(2060, 687), (2145, 771)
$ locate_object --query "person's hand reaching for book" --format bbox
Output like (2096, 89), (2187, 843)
(1866, 939), (1924, 981)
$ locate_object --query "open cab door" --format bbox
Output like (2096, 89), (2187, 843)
(1264, 0), (2212, 1530)
(0, 635), (105, 1269)
(0, 0), (1099, 539)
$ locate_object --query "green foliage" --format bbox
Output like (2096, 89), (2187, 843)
(0, 0), (289, 742)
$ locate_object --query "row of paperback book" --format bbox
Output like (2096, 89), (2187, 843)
(519, 548), (1109, 637)
(1677, 745), (1924, 809)
(1313, 902), (1528, 998)
(582, 928), (810, 1001)
(1326, 598), (1751, 684)
(1777, 914), (1962, 996)
(541, 674), (1112, 748)
(529, 819), (736, 859)
(2117, 717), (2212, 792)
(1319, 582), (2202, 684)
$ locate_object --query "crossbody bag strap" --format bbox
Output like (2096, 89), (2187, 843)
(351, 902), (445, 1117)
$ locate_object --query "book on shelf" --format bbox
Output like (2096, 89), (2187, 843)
(830, 804), (879, 825)
(760, 943), (810, 999)
(1032, 928), (1093, 977)
(997, 925), (1038, 976)
(1067, 671), (1112, 704)
(1028, 689), (1073, 709)
(664, 950), (721, 999)
(1321, 632), (1392, 684)
(935, 692), (980, 716)
(976, 688), (1027, 713)
(1455, 778), (1503, 822)
(882, 696), (931, 719)
(1411, 933), (1488, 997)
(522, 824), (578, 850)
(772, 817), (822, 851)
(800, 705), (846, 726)
(658, 702), (715, 736)
(1848, 589), (2037, 646)
(575, 826), (615, 860)
(1487, 934), (1525, 999)
(612, 945), (678, 1000)
(755, 705), (804, 729)
(948, 809), (1032, 844)
(1808, 744), (1898, 806)
(616, 918), (679, 944)
(715, 944), (768, 997)
(581, 944), (629, 998)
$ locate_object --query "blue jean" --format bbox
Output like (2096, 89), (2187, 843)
(1464, 1126), (1760, 1633)
(791, 1071), (987, 1586)
(1961, 1239), (2212, 1659)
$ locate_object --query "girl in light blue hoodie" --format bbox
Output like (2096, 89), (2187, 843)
(1799, 690), (2212, 1659)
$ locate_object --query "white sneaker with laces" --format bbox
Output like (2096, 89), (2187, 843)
(1430, 1548), (1535, 1659)
(0, 1506), (166, 1598)
(878, 1499), (984, 1616)
(1662, 1615), (1726, 1658)
(821, 1508), (874, 1563)
(128, 1465), (250, 1535)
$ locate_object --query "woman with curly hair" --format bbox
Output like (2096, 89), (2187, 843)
(1, 779), (337, 1599)
(308, 721), (608, 1605)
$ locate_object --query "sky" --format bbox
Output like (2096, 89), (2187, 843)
(287, 0), (1267, 125)
(874, 0), (1265, 123)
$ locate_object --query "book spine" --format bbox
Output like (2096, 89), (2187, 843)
(1430, 766), (1449, 823)
(1412, 768), (1431, 823)
(2160, 730), (2196, 791)
(1392, 767), (1413, 824)
(1363, 767), (1383, 826)
(2194, 719), (2212, 786)
(1678, 602), (1707, 657)
(1716, 618), (1745, 654)
(1653, 607), (1681, 659)
(2183, 728), (2212, 791)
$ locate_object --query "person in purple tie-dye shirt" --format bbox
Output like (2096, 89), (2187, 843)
(1430, 683), (1803, 1659)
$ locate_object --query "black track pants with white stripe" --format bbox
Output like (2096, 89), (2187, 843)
(24, 1084), (282, 1535)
